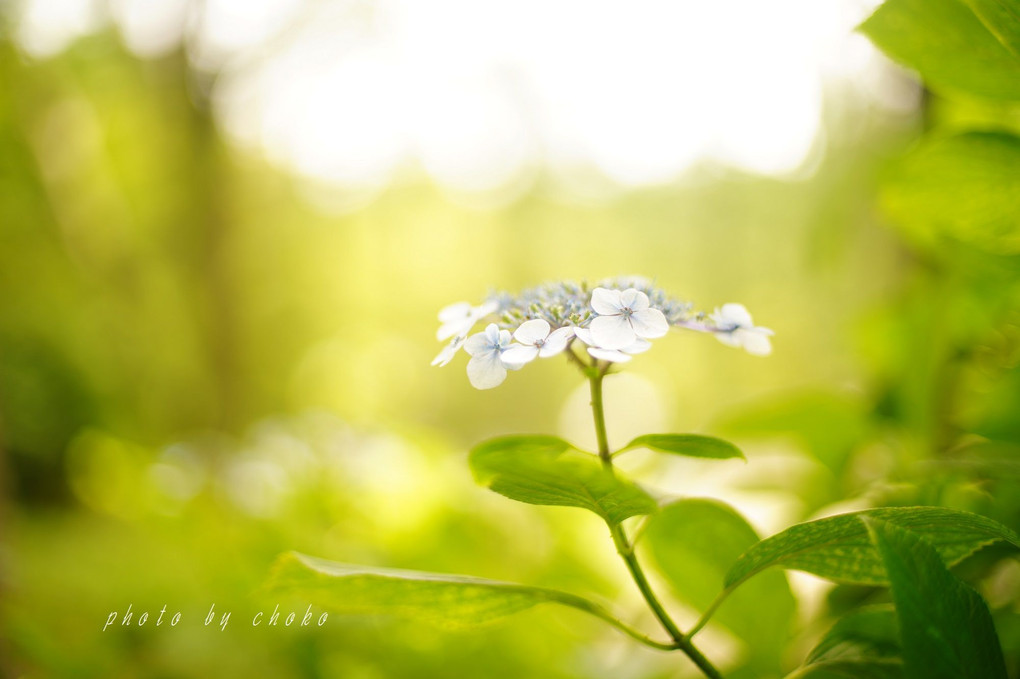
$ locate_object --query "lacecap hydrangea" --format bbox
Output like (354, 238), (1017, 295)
(432, 277), (773, 389)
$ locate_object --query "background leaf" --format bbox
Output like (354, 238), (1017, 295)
(724, 506), (1019, 590)
(619, 434), (745, 461)
(469, 435), (658, 525)
(880, 132), (1020, 255)
(865, 519), (1008, 679)
(788, 606), (903, 679)
(644, 499), (794, 676)
(962, 0), (1020, 58)
(860, 0), (1020, 101)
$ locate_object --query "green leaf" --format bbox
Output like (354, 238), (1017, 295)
(469, 435), (658, 525)
(880, 132), (1020, 255)
(644, 499), (794, 672)
(788, 606), (903, 679)
(267, 552), (673, 648)
(859, 0), (1020, 101)
(618, 434), (744, 461)
(962, 0), (1020, 58)
(724, 506), (1019, 591)
(865, 519), (1008, 679)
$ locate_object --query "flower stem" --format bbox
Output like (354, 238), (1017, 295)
(586, 372), (725, 679)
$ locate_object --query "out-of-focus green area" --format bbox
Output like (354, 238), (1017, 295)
(2, 4), (1020, 678)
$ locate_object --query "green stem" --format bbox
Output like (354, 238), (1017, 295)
(688, 588), (730, 641)
(586, 372), (725, 679)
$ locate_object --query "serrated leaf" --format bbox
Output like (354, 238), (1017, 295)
(865, 519), (1008, 679)
(724, 506), (1019, 591)
(644, 499), (794, 672)
(860, 0), (1020, 101)
(787, 606), (903, 679)
(619, 434), (744, 461)
(962, 0), (1020, 58)
(267, 552), (651, 635)
(880, 132), (1020, 255)
(469, 435), (658, 525)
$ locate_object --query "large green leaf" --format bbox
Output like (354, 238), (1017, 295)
(880, 132), (1020, 255)
(787, 606), (903, 679)
(865, 519), (1008, 679)
(469, 435), (658, 525)
(644, 499), (794, 673)
(618, 434), (744, 461)
(860, 0), (1020, 101)
(267, 552), (670, 647)
(724, 506), (1019, 591)
(962, 0), (1020, 57)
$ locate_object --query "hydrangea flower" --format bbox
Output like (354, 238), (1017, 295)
(464, 323), (523, 389)
(501, 319), (574, 365)
(589, 287), (669, 349)
(432, 277), (773, 389)
(437, 301), (499, 342)
(431, 300), (499, 367)
(709, 303), (774, 356)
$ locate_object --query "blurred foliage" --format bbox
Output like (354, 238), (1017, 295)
(1, 0), (1019, 677)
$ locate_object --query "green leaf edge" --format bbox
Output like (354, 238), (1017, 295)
(266, 551), (676, 649)
(724, 506), (1020, 591)
(618, 434), (746, 461)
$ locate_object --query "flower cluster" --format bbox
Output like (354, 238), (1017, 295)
(432, 277), (773, 389)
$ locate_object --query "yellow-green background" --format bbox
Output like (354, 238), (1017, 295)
(2, 12), (1020, 679)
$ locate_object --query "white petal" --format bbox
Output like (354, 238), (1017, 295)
(484, 323), (501, 345)
(630, 308), (669, 339)
(538, 327), (574, 357)
(588, 347), (632, 363)
(714, 331), (742, 348)
(497, 329), (513, 348)
(590, 315), (636, 350)
(464, 330), (493, 356)
(572, 326), (595, 345)
(549, 326), (575, 341)
(622, 338), (652, 355)
(739, 329), (773, 356)
(437, 317), (476, 341)
(431, 335), (465, 367)
(438, 301), (472, 322)
(621, 288), (650, 311)
(513, 319), (550, 346)
(719, 303), (754, 328)
(590, 287), (623, 315)
(474, 300), (499, 318)
(467, 352), (508, 389)
(501, 344), (540, 365)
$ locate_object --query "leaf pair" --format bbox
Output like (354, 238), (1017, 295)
(861, 0), (1020, 256)
(468, 433), (742, 526)
(791, 519), (1012, 679)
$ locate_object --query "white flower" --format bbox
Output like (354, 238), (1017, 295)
(574, 326), (651, 363)
(710, 303), (774, 356)
(500, 320), (574, 365)
(463, 323), (523, 389)
(589, 287), (669, 350)
(436, 300), (498, 342)
(431, 334), (466, 367)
